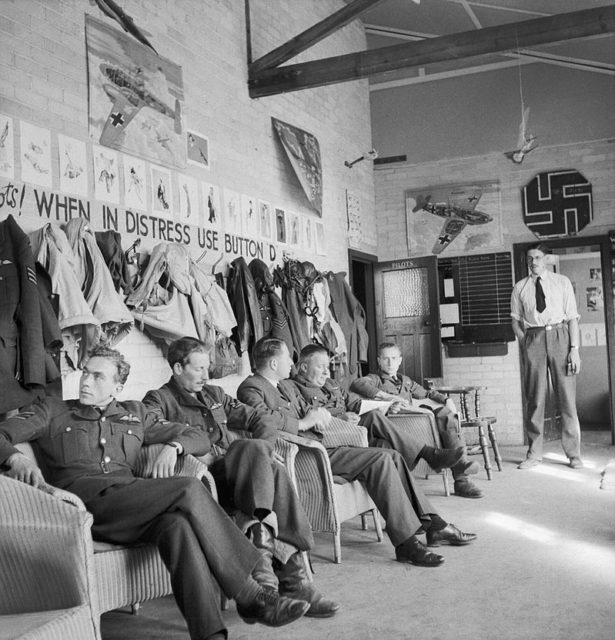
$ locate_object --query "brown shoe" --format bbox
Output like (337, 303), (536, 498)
(454, 479), (483, 499)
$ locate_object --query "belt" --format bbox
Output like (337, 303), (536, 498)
(526, 322), (565, 331)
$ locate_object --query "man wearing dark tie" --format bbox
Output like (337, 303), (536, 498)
(511, 243), (583, 470)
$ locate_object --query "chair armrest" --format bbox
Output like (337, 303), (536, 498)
(135, 444), (218, 500)
(39, 483), (87, 511)
(322, 417), (369, 448)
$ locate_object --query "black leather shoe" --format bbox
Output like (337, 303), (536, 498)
(423, 447), (464, 472)
(237, 587), (310, 627)
(395, 536), (444, 566)
(453, 479), (483, 499)
(426, 524), (477, 547)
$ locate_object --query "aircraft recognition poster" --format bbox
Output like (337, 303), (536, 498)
(85, 16), (186, 169)
(405, 180), (502, 256)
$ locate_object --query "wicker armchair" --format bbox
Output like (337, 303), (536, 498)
(279, 418), (383, 564)
(387, 410), (451, 496)
(0, 443), (214, 640)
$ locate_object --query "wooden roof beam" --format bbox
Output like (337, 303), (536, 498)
(249, 4), (615, 98)
(249, 0), (386, 74)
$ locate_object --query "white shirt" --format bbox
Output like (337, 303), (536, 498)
(510, 269), (579, 328)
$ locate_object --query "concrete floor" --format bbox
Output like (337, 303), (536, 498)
(102, 432), (615, 640)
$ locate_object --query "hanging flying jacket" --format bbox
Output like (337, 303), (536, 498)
(226, 256), (263, 357)
(29, 223), (100, 369)
(125, 242), (198, 344)
(249, 258), (295, 359)
(311, 278), (347, 359)
(325, 271), (369, 379)
(190, 261), (236, 340)
(0, 215), (57, 412)
(95, 229), (133, 294)
(65, 218), (133, 347)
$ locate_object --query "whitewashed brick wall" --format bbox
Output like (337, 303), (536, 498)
(0, 0), (377, 399)
(375, 139), (615, 444)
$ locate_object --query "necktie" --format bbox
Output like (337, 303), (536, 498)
(535, 276), (546, 313)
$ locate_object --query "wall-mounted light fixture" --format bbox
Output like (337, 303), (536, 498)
(344, 148), (379, 168)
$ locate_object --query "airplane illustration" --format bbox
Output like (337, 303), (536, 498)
(99, 63), (181, 146)
(411, 187), (493, 254)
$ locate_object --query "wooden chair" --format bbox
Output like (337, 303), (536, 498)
(425, 379), (503, 480)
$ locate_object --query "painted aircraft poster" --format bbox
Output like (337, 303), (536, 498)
(85, 15), (186, 169)
(405, 180), (502, 256)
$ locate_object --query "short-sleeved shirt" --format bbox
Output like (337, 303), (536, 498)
(510, 269), (579, 328)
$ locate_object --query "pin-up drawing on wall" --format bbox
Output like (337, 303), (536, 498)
(202, 182), (221, 230)
(406, 180), (501, 256)
(223, 188), (242, 235)
(187, 130), (209, 169)
(93, 144), (120, 204)
(123, 155), (147, 210)
(287, 211), (300, 247)
(314, 221), (325, 256)
(303, 216), (314, 252)
(20, 121), (52, 189)
(242, 194), (258, 238)
(151, 164), (172, 215)
(58, 135), (88, 197)
(86, 15), (185, 169)
(0, 114), (15, 180)
(275, 207), (286, 244)
(178, 173), (198, 222)
(258, 200), (273, 240)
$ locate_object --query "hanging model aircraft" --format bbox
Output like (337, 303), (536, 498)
(411, 188), (493, 254)
(99, 63), (182, 146)
(504, 106), (537, 164)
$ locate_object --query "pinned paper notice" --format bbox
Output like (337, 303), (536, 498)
(444, 278), (455, 298)
(441, 326), (455, 338)
(440, 303), (460, 325)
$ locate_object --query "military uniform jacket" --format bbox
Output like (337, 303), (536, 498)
(142, 377), (278, 452)
(351, 371), (448, 405)
(0, 397), (207, 502)
(236, 373), (323, 442)
(292, 374), (362, 417)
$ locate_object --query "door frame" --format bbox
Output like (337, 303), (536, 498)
(348, 249), (378, 374)
(513, 235), (614, 443)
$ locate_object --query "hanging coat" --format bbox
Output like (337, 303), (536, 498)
(95, 230), (133, 294)
(226, 257), (263, 357)
(65, 218), (133, 347)
(249, 258), (295, 358)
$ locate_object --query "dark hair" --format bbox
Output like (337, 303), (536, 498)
(252, 337), (286, 370)
(87, 345), (131, 384)
(298, 343), (328, 365)
(167, 337), (209, 368)
(377, 342), (400, 356)
(526, 242), (551, 255)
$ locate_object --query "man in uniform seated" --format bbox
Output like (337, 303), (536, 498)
(0, 345), (309, 640)
(237, 337), (477, 569)
(351, 342), (483, 499)
(292, 344), (465, 477)
(143, 336), (338, 619)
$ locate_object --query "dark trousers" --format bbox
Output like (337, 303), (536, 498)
(326, 446), (436, 547)
(210, 439), (314, 551)
(524, 325), (581, 459)
(82, 476), (261, 640)
(359, 410), (423, 469)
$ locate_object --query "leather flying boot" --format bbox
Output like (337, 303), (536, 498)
(248, 522), (278, 590)
(236, 586), (310, 627)
(276, 552), (340, 618)
(421, 446), (464, 473)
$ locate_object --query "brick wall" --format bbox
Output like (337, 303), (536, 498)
(0, 0), (376, 399)
(374, 139), (615, 444)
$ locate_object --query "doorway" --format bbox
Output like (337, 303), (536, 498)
(513, 236), (614, 444)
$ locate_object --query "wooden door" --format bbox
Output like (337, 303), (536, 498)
(374, 256), (442, 383)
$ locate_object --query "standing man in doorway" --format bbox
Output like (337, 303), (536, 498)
(511, 242), (583, 469)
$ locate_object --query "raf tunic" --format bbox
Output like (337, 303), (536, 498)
(143, 377), (314, 551)
(0, 396), (263, 640)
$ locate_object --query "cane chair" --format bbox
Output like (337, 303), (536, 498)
(279, 418), (384, 564)
(1, 443), (214, 640)
(424, 378), (503, 480)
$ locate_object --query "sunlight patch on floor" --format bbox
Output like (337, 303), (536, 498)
(484, 511), (615, 587)
(532, 465), (585, 482)
(543, 452), (597, 469)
